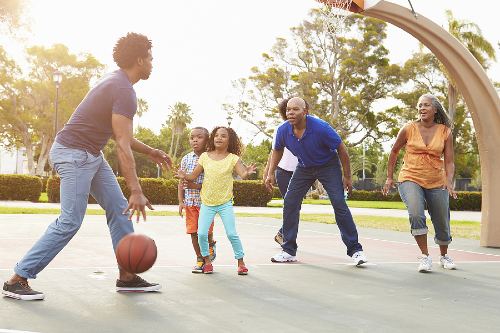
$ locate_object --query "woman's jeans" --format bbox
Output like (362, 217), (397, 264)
(281, 156), (363, 257)
(198, 200), (244, 260)
(398, 180), (452, 245)
(14, 142), (133, 279)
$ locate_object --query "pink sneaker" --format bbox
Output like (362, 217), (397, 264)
(202, 263), (213, 274)
(237, 266), (248, 275)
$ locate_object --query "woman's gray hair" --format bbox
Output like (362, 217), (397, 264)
(419, 93), (452, 128)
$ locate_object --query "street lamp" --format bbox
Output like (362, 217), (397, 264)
(52, 70), (62, 136)
(226, 113), (233, 127)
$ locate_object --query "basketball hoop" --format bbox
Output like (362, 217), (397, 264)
(316, 0), (363, 35)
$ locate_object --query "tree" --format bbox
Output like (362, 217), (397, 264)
(241, 139), (272, 179)
(0, 44), (104, 175)
(444, 10), (496, 124)
(0, 0), (26, 32)
(136, 98), (149, 128)
(225, 10), (402, 146)
(166, 102), (192, 158)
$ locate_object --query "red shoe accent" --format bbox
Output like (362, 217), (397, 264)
(237, 265), (248, 275)
(202, 263), (213, 274)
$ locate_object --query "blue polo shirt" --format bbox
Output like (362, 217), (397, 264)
(56, 69), (137, 156)
(273, 115), (342, 167)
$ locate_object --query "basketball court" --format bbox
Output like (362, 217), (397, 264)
(1, 213), (500, 332)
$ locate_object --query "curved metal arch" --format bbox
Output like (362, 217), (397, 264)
(334, 0), (500, 246)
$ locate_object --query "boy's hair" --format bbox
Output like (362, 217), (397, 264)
(191, 127), (209, 139)
(113, 32), (152, 69)
(207, 126), (242, 156)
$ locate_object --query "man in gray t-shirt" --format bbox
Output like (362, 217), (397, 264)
(2, 33), (171, 301)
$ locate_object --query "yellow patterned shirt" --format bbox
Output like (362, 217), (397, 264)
(198, 152), (239, 206)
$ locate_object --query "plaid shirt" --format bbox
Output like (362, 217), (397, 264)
(180, 152), (204, 207)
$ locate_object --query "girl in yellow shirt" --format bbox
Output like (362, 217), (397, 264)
(177, 126), (256, 275)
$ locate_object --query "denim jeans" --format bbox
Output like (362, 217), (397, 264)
(275, 167), (294, 236)
(15, 142), (133, 279)
(198, 200), (244, 260)
(282, 155), (363, 256)
(398, 180), (452, 245)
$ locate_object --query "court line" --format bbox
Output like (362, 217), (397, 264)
(241, 221), (500, 258)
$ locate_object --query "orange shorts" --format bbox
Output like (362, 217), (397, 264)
(185, 206), (214, 234)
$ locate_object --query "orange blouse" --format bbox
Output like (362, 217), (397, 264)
(398, 122), (451, 189)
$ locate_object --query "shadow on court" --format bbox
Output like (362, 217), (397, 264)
(1, 214), (500, 332)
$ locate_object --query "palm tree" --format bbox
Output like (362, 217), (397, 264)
(444, 10), (496, 123)
(136, 98), (148, 128)
(166, 102), (192, 157)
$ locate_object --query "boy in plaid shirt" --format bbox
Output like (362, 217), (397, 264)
(178, 127), (216, 273)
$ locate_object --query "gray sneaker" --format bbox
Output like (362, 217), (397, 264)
(418, 255), (432, 273)
(116, 275), (161, 292)
(2, 281), (45, 301)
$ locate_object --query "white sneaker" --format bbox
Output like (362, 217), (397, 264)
(418, 255), (432, 272)
(271, 251), (297, 263)
(440, 255), (457, 270)
(352, 251), (367, 266)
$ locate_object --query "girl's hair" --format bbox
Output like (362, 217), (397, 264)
(207, 126), (242, 156)
(419, 93), (452, 128)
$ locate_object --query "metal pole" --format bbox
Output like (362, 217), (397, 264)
(362, 141), (366, 181)
(54, 85), (59, 136)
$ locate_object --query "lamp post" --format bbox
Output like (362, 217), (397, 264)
(226, 113), (233, 127)
(52, 70), (62, 176)
(52, 70), (62, 135)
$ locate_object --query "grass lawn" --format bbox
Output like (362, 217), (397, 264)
(0, 206), (479, 240)
(268, 199), (407, 210)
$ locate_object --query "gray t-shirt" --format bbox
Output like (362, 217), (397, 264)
(56, 69), (137, 156)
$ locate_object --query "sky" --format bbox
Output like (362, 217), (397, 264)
(1, 0), (499, 147)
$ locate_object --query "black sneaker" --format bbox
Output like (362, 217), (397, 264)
(116, 275), (161, 292)
(2, 281), (45, 301)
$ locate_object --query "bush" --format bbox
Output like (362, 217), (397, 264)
(349, 190), (401, 202)
(233, 180), (273, 206)
(450, 191), (481, 211)
(48, 176), (180, 205)
(272, 186), (282, 199)
(0, 174), (42, 201)
(347, 189), (481, 211)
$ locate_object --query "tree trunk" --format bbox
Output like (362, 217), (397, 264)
(168, 124), (176, 156)
(35, 135), (52, 175)
(447, 82), (458, 125)
(22, 132), (35, 175)
(173, 130), (182, 158)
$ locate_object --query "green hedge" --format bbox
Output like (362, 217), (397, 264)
(233, 180), (273, 207)
(0, 174), (42, 201)
(349, 190), (481, 211)
(47, 177), (272, 207)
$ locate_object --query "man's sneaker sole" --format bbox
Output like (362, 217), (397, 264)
(2, 290), (45, 301)
(418, 267), (432, 273)
(271, 257), (297, 263)
(116, 284), (161, 292)
(354, 259), (367, 266)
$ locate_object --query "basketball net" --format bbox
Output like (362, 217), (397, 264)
(316, 0), (354, 36)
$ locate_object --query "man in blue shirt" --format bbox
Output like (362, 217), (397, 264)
(265, 97), (367, 265)
(3, 33), (172, 301)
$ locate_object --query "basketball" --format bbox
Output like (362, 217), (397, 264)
(115, 233), (157, 274)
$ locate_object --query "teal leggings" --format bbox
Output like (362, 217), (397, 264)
(198, 200), (244, 259)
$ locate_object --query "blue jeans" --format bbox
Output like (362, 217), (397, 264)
(282, 155), (363, 257)
(398, 180), (452, 245)
(198, 200), (244, 260)
(275, 167), (294, 236)
(15, 142), (133, 279)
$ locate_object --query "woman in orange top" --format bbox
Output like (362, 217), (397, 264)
(382, 94), (457, 273)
